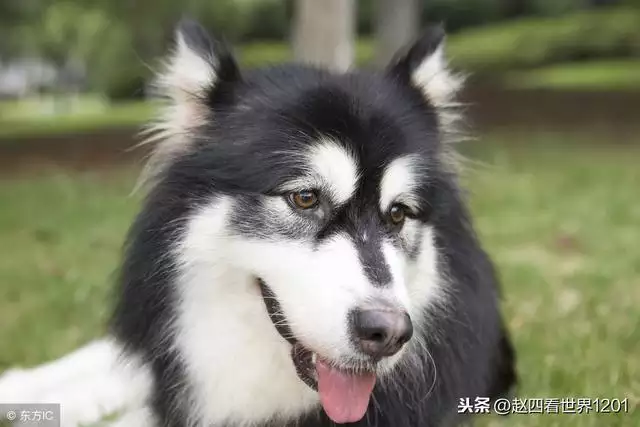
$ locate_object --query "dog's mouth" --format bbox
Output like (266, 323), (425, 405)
(258, 278), (377, 424)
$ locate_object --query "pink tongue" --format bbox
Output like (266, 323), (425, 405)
(316, 359), (376, 424)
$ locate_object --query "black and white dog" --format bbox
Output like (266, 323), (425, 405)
(0, 20), (516, 427)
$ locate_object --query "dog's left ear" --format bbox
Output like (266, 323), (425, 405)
(386, 25), (462, 108)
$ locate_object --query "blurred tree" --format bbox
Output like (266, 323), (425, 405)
(36, 2), (110, 68)
(7, 0), (630, 100)
(16, 2), (117, 107)
(361, 0), (508, 36)
(589, 0), (626, 5)
(292, 0), (355, 71)
(0, 0), (26, 34)
(375, 0), (421, 66)
(96, 0), (249, 98)
(0, 0), (38, 57)
(501, 0), (532, 17)
(243, 0), (292, 41)
(530, 0), (589, 15)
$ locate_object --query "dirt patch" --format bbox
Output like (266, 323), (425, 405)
(462, 86), (640, 139)
(0, 128), (150, 176)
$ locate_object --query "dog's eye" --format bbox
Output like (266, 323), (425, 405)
(289, 190), (319, 210)
(389, 203), (407, 225)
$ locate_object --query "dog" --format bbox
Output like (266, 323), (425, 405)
(0, 19), (516, 427)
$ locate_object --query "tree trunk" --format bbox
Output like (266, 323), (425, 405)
(375, 0), (420, 66)
(292, 0), (355, 72)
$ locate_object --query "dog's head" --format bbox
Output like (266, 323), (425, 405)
(136, 19), (464, 424)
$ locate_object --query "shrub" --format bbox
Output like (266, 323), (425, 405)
(242, 0), (293, 41)
(447, 7), (640, 73)
(422, 0), (504, 32)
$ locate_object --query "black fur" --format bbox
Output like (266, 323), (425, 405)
(111, 20), (516, 427)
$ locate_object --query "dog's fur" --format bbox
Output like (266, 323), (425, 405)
(0, 20), (516, 427)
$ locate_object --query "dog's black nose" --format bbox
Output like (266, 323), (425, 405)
(351, 309), (413, 359)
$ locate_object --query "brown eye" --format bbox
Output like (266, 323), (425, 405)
(389, 204), (406, 225)
(289, 190), (319, 210)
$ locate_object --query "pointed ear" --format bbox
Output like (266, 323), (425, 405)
(386, 25), (462, 108)
(137, 19), (240, 191)
(157, 18), (240, 112)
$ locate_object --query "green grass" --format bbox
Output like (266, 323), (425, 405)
(0, 170), (140, 365)
(0, 98), (153, 139)
(506, 60), (640, 91)
(0, 133), (639, 425)
(461, 134), (640, 426)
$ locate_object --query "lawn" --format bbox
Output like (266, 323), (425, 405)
(0, 131), (638, 426)
(0, 97), (154, 139)
(506, 60), (640, 91)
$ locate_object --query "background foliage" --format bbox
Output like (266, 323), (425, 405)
(1, 0), (639, 99)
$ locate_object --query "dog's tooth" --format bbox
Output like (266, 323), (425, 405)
(311, 353), (317, 364)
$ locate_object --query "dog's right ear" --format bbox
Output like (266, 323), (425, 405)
(137, 19), (241, 191)
(158, 18), (241, 116)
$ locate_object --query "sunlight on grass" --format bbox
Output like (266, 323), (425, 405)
(0, 98), (154, 139)
(506, 60), (640, 91)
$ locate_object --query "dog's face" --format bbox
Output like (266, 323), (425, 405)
(140, 20), (463, 424)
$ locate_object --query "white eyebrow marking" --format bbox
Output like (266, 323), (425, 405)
(306, 139), (359, 204)
(379, 155), (424, 212)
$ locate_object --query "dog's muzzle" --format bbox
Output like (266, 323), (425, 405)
(257, 278), (415, 424)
